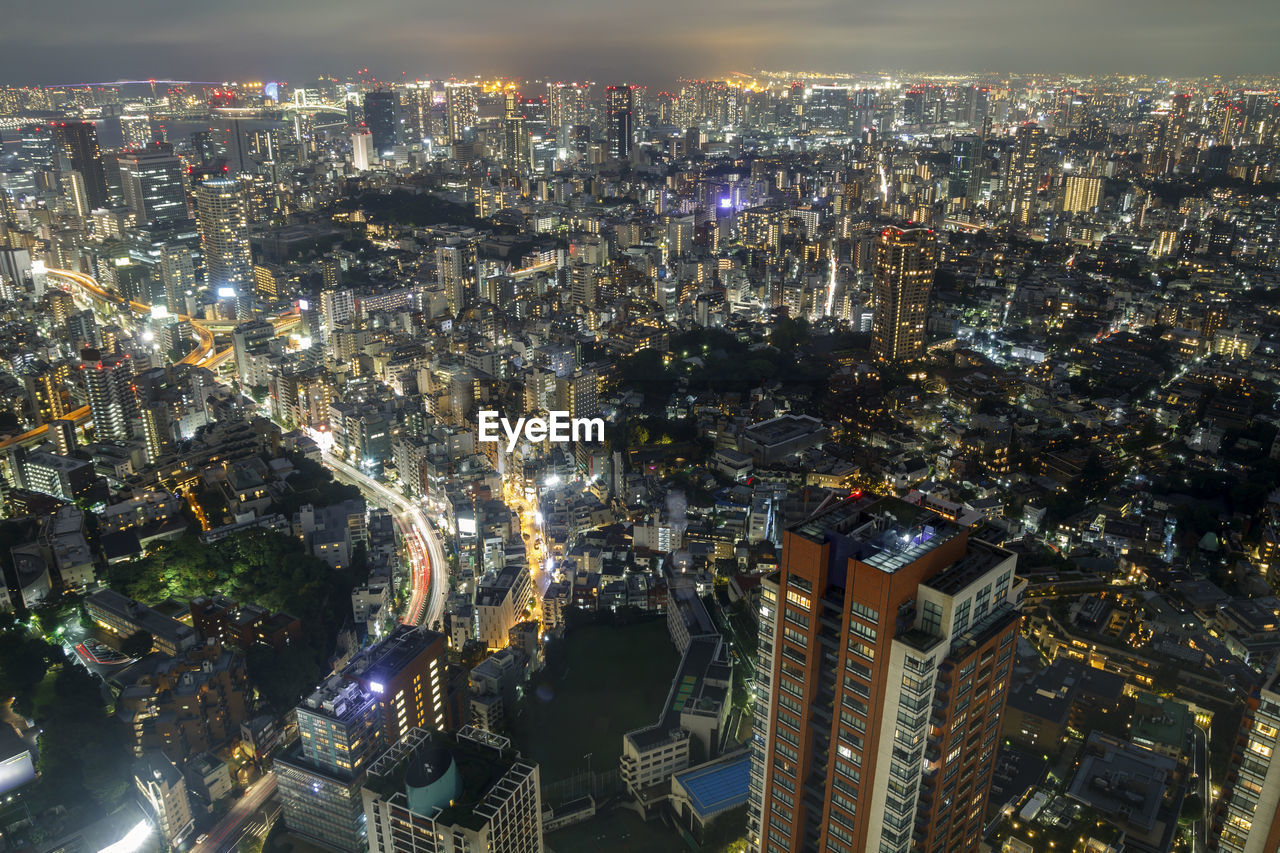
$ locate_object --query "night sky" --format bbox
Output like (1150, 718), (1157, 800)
(1, 0), (1276, 85)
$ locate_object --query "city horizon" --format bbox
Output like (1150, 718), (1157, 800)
(1, 17), (1279, 853)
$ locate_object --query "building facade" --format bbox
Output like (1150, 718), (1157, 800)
(748, 495), (1024, 853)
(871, 227), (936, 363)
(363, 726), (542, 853)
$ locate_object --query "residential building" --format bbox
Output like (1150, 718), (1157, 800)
(748, 494), (1024, 853)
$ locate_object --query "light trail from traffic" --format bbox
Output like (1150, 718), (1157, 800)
(318, 450), (448, 630)
(0, 268), (292, 451)
(190, 771), (277, 853)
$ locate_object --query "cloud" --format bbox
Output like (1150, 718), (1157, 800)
(0, 0), (1275, 84)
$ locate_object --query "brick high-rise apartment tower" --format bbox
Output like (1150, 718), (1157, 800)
(748, 495), (1024, 853)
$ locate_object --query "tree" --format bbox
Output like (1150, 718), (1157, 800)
(0, 630), (60, 716)
(247, 644), (321, 713)
(120, 630), (153, 658)
(1180, 793), (1204, 824)
(37, 664), (132, 811)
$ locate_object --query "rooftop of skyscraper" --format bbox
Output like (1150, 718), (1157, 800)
(300, 674), (376, 720)
(344, 623), (442, 690)
(792, 494), (967, 574)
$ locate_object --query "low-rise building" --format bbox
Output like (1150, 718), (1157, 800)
(114, 641), (251, 760)
(620, 635), (732, 811)
(86, 588), (198, 656)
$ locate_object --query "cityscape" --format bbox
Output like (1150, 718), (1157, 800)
(0, 26), (1278, 853)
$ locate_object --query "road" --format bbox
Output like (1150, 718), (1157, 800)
(321, 451), (448, 630)
(1192, 723), (1209, 853)
(0, 267), (294, 451)
(191, 772), (277, 853)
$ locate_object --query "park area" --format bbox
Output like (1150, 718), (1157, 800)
(509, 618), (680, 786)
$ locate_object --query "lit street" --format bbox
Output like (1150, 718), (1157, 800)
(320, 451), (448, 630)
(190, 772), (278, 853)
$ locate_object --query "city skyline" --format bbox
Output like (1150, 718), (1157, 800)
(2, 25), (1279, 853)
(2, 0), (1279, 86)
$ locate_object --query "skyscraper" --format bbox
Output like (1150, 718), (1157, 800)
(53, 121), (108, 209)
(66, 309), (100, 350)
(807, 86), (850, 131)
(351, 130), (375, 172)
(947, 135), (983, 205)
(1008, 122), (1045, 226)
(58, 170), (91, 220)
(363, 91), (400, 157)
(444, 83), (479, 145)
(119, 113), (153, 150)
(502, 93), (531, 172)
(871, 227), (936, 363)
(606, 84), (635, 160)
(80, 347), (138, 443)
(547, 82), (588, 147)
(1213, 663), (1280, 853)
(195, 178), (253, 295)
(117, 142), (188, 226)
(1062, 173), (1103, 215)
(436, 238), (478, 316)
(748, 495), (1023, 853)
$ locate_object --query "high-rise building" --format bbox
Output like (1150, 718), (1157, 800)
(345, 625), (455, 744)
(318, 288), (355, 343)
(1213, 663), (1280, 853)
(871, 227), (936, 363)
(502, 93), (531, 172)
(436, 239), (478, 316)
(547, 82), (588, 146)
(20, 361), (66, 425)
(363, 726), (542, 853)
(444, 83), (479, 145)
(53, 121), (108, 209)
(210, 118), (253, 174)
(1062, 173), (1103, 215)
(19, 124), (57, 175)
(1008, 123), (1045, 226)
(159, 243), (198, 314)
(232, 319), (275, 386)
(351, 130), (375, 172)
(140, 400), (174, 463)
(277, 627), (457, 853)
(748, 495), (1024, 853)
(807, 86), (850, 131)
(117, 142), (188, 226)
(277, 679), (382, 853)
(80, 347), (138, 443)
(195, 178), (253, 295)
(947, 135), (982, 204)
(606, 84), (635, 160)
(67, 309), (100, 350)
(364, 91), (400, 157)
(120, 113), (153, 150)
(59, 170), (90, 220)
